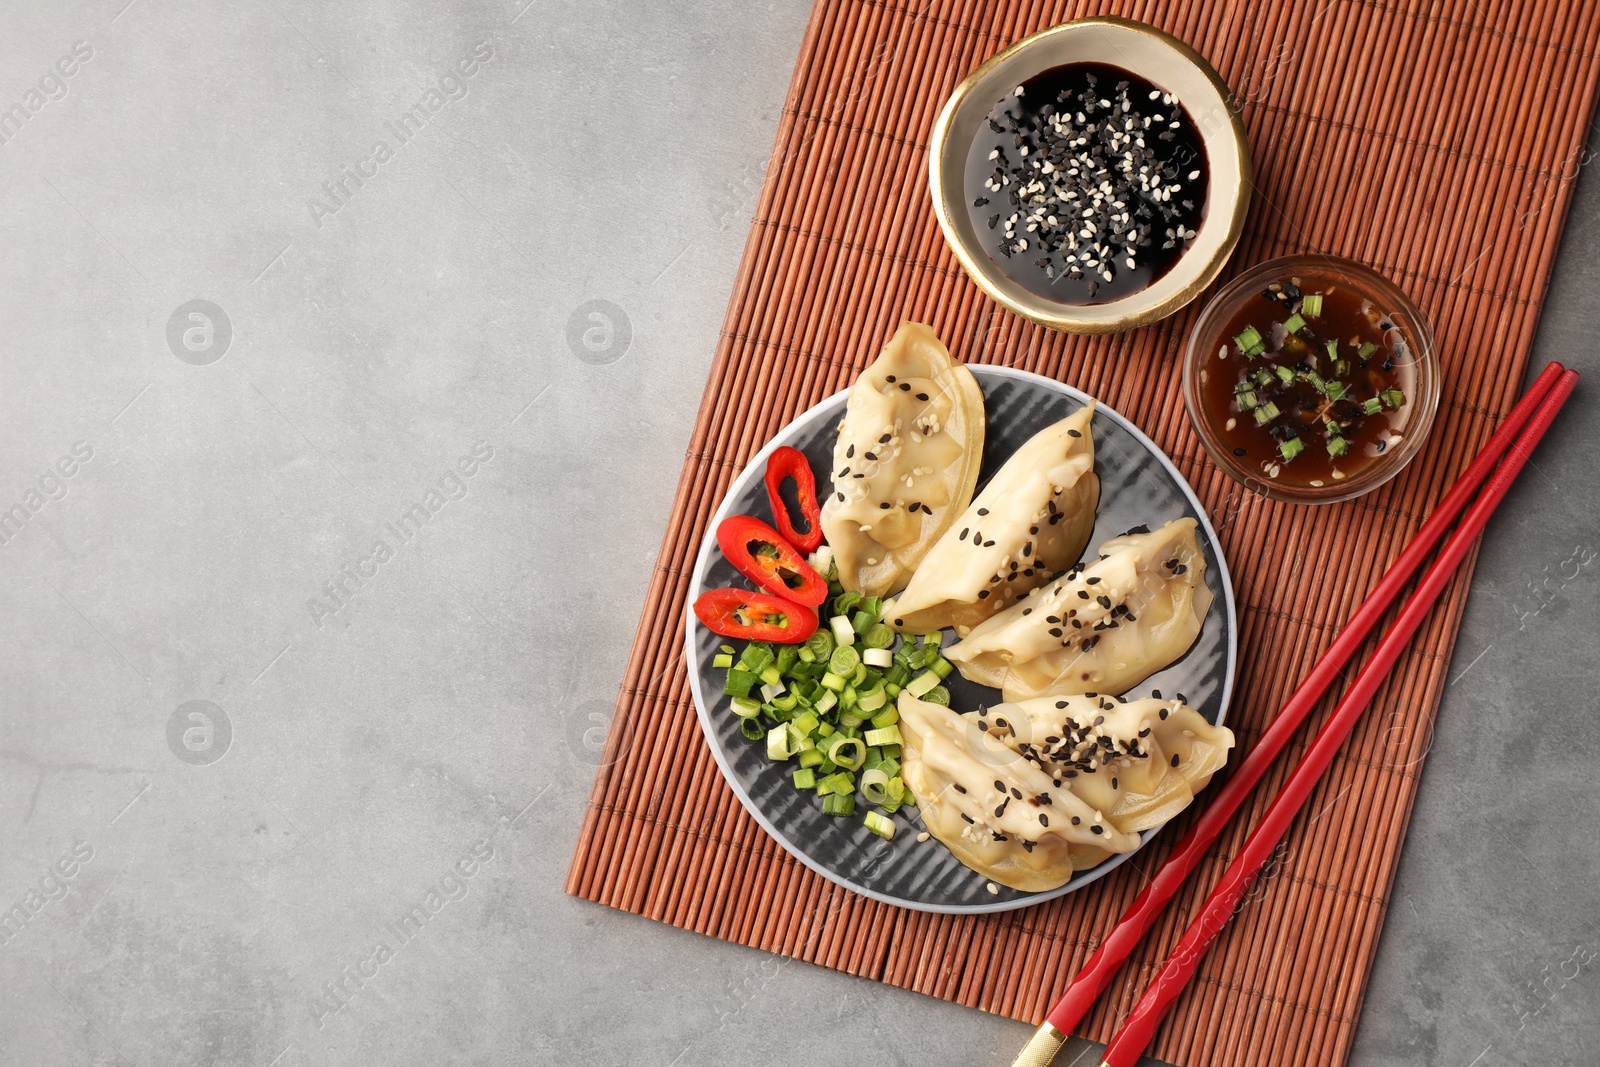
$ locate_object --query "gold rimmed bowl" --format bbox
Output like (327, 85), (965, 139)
(929, 16), (1253, 335)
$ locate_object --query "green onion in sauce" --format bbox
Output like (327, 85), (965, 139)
(1198, 276), (1417, 487)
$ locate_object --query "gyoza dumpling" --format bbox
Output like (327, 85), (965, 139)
(945, 518), (1212, 700)
(820, 322), (985, 599)
(897, 692), (1141, 892)
(886, 404), (1098, 636)
(968, 694), (1233, 836)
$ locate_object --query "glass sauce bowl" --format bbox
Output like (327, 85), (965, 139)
(1181, 254), (1440, 505)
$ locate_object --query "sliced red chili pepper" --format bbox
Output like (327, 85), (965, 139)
(716, 515), (828, 607)
(693, 588), (818, 644)
(763, 446), (824, 553)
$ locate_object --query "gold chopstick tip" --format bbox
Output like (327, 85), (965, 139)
(1008, 1021), (1068, 1067)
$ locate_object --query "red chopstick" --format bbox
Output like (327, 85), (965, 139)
(1094, 367), (1578, 1067)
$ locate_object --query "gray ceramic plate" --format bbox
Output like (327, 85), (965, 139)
(684, 366), (1236, 913)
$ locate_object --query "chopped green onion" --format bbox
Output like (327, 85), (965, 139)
(1234, 325), (1263, 356)
(825, 735), (865, 771)
(819, 671), (847, 693)
(812, 690), (837, 714)
(1274, 365), (1295, 384)
(725, 670), (758, 698)
(860, 768), (892, 806)
(1357, 341), (1377, 360)
(862, 647), (893, 669)
(804, 629), (835, 660)
(740, 719), (765, 741)
(1324, 339), (1339, 362)
(862, 623), (895, 649)
(855, 686), (887, 712)
(821, 792), (856, 817)
(719, 644), (736, 655)
(738, 643), (774, 674)
(869, 706), (899, 729)
(1327, 436), (1350, 458)
(792, 711), (819, 736)
(767, 726), (791, 760)
(1253, 400), (1282, 426)
(1283, 313), (1306, 335)
(1380, 386), (1406, 409)
(1302, 294), (1323, 317)
(906, 670), (940, 698)
(792, 768), (816, 790)
(1278, 437), (1305, 461)
(711, 652), (733, 669)
(850, 597), (883, 634)
(1236, 388), (1259, 411)
(759, 664), (782, 686)
(829, 615), (855, 646)
(865, 724), (903, 747)
(1322, 380), (1348, 402)
(833, 591), (862, 616)
(921, 685), (950, 706)
(1362, 397), (1382, 415)
(798, 748), (823, 769)
(929, 658), (954, 680)
(862, 811), (895, 839)
(1304, 370), (1327, 393)
(759, 681), (785, 703)
(828, 646), (860, 676)
(1334, 359), (1351, 377)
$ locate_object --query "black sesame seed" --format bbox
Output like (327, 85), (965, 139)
(1067, 428), (1082, 438)
(915, 392), (929, 402)
(1091, 824), (1104, 835)
(953, 783), (967, 794)
(1071, 816), (1082, 826)
(1171, 754), (1181, 767)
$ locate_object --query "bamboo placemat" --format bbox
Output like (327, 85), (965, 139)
(567, 2), (1600, 1064)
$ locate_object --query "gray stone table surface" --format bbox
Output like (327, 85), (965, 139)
(0, 3), (1595, 1066)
